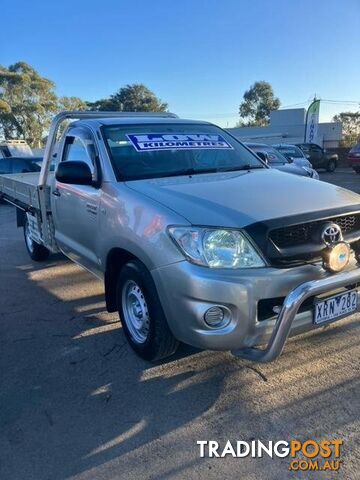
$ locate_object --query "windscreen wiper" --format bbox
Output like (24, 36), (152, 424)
(158, 165), (263, 179)
(164, 167), (220, 178)
(217, 164), (265, 172)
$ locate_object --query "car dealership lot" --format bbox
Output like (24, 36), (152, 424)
(0, 170), (359, 480)
(320, 167), (360, 193)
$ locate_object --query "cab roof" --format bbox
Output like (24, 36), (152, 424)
(72, 117), (212, 128)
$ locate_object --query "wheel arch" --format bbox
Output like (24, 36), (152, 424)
(104, 247), (143, 312)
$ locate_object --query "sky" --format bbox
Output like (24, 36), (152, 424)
(1, 0), (359, 127)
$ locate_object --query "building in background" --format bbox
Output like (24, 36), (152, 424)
(227, 108), (342, 148)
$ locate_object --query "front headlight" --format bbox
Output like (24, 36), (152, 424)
(302, 167), (319, 179)
(312, 170), (319, 180)
(302, 167), (312, 177)
(168, 227), (265, 268)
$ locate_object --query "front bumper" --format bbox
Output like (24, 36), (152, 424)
(151, 260), (360, 361)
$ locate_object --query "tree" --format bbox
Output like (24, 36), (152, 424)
(58, 96), (87, 112)
(0, 62), (58, 147)
(88, 83), (168, 112)
(55, 96), (88, 138)
(86, 97), (113, 111)
(238, 81), (280, 127)
(333, 111), (360, 147)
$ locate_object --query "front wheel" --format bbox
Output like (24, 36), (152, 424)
(353, 167), (360, 174)
(116, 260), (179, 361)
(326, 159), (336, 172)
(24, 218), (50, 261)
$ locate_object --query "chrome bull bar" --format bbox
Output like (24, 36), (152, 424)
(233, 268), (360, 363)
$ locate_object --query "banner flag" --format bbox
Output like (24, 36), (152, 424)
(305, 100), (320, 143)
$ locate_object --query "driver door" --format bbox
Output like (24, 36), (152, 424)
(51, 126), (102, 274)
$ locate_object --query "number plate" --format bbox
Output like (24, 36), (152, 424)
(314, 289), (358, 325)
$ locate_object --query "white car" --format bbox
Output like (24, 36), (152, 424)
(247, 143), (319, 180)
(273, 144), (313, 168)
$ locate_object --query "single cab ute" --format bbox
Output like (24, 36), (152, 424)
(1, 111), (360, 362)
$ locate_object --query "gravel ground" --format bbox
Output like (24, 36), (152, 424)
(0, 169), (359, 480)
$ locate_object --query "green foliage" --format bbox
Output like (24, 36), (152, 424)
(86, 97), (112, 111)
(0, 62), (170, 147)
(333, 111), (360, 147)
(58, 96), (87, 111)
(0, 62), (58, 147)
(238, 81), (280, 127)
(56, 96), (88, 138)
(88, 83), (168, 112)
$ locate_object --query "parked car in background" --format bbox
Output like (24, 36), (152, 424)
(245, 143), (319, 179)
(347, 143), (360, 174)
(0, 157), (41, 203)
(272, 143), (313, 168)
(32, 156), (56, 171)
(0, 157), (41, 175)
(296, 143), (338, 172)
(0, 140), (33, 158)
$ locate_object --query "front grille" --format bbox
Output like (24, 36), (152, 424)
(269, 214), (360, 249)
(257, 283), (360, 321)
(257, 296), (314, 321)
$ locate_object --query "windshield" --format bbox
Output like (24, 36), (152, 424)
(350, 144), (360, 153)
(102, 123), (264, 181)
(248, 145), (289, 164)
(276, 146), (304, 159)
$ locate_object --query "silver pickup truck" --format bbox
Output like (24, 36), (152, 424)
(1, 111), (360, 362)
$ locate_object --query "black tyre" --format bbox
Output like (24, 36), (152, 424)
(326, 159), (336, 173)
(116, 260), (179, 361)
(353, 167), (360, 175)
(24, 217), (50, 261)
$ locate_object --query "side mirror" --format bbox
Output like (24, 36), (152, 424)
(288, 156), (294, 163)
(257, 152), (269, 164)
(55, 161), (93, 185)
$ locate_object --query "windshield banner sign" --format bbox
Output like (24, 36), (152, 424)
(126, 133), (234, 152)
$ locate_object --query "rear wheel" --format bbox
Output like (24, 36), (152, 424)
(116, 260), (179, 361)
(24, 217), (50, 261)
(353, 167), (360, 174)
(326, 159), (336, 172)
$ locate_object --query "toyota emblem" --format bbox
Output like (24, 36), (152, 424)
(321, 223), (343, 246)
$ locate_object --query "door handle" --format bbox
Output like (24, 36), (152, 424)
(52, 189), (61, 197)
(86, 203), (98, 215)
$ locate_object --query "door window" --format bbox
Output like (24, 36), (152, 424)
(310, 144), (322, 153)
(0, 146), (11, 158)
(0, 158), (11, 174)
(62, 132), (99, 183)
